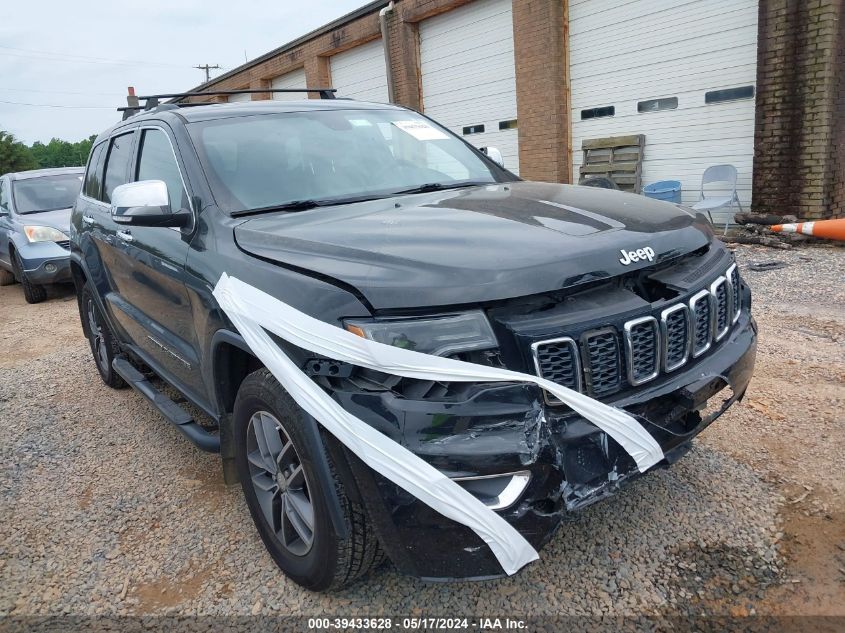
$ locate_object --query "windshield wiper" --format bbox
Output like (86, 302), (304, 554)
(231, 194), (392, 217)
(393, 181), (489, 195)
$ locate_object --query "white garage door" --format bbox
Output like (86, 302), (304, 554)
(330, 39), (389, 102)
(227, 91), (251, 103)
(419, 0), (519, 175)
(569, 0), (758, 225)
(271, 68), (309, 100)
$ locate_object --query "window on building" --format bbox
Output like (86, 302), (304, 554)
(705, 86), (755, 104)
(102, 133), (135, 204)
(581, 106), (615, 120)
(498, 119), (518, 130)
(637, 97), (678, 113)
(462, 124), (485, 135)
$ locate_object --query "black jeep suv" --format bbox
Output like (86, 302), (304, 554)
(70, 96), (756, 591)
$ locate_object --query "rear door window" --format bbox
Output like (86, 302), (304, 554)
(103, 133), (135, 204)
(84, 142), (107, 200)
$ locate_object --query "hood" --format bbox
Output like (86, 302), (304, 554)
(234, 182), (712, 310)
(17, 207), (72, 234)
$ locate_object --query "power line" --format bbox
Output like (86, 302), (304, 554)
(0, 46), (187, 69)
(0, 86), (124, 97)
(0, 99), (113, 109)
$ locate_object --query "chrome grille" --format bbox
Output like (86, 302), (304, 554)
(661, 304), (690, 372)
(624, 317), (659, 385)
(532, 262), (744, 403)
(56, 240), (70, 250)
(582, 328), (621, 397)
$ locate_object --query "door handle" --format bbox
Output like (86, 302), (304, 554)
(82, 215), (95, 225)
(116, 230), (134, 243)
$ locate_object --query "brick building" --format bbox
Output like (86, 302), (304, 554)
(182, 0), (844, 220)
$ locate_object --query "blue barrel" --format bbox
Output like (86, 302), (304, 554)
(643, 180), (682, 203)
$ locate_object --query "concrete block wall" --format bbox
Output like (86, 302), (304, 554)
(753, 0), (844, 220)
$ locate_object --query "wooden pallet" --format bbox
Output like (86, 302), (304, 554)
(578, 134), (645, 193)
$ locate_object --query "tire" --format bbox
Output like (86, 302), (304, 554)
(0, 266), (14, 286)
(234, 368), (383, 591)
(12, 250), (46, 304)
(79, 282), (126, 389)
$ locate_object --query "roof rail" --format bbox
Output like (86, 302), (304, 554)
(119, 88), (337, 120)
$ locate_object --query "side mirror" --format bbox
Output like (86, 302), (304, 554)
(111, 180), (190, 228)
(480, 146), (505, 169)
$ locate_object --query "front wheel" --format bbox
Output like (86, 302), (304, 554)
(234, 368), (383, 591)
(79, 282), (126, 388)
(12, 250), (46, 304)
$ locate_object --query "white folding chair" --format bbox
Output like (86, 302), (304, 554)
(691, 164), (743, 234)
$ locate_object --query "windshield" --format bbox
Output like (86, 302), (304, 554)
(188, 108), (506, 213)
(12, 174), (83, 214)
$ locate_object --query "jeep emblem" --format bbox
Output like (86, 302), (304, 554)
(619, 246), (656, 266)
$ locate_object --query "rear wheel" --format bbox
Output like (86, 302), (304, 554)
(79, 282), (126, 388)
(234, 368), (383, 591)
(13, 250), (46, 304)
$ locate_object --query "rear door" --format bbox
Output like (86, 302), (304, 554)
(105, 124), (202, 397)
(88, 130), (138, 312)
(76, 138), (118, 301)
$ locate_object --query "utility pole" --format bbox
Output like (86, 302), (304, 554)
(194, 64), (221, 83)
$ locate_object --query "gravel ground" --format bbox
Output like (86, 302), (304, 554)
(1, 245), (843, 620)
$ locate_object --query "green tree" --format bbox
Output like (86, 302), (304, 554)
(29, 134), (97, 168)
(0, 130), (38, 174)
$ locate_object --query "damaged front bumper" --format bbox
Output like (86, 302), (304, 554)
(334, 312), (757, 581)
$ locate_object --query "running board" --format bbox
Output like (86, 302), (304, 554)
(112, 356), (220, 453)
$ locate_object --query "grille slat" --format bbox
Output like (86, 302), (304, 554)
(624, 317), (659, 385)
(711, 276), (729, 341)
(728, 264), (741, 323)
(531, 337), (580, 404)
(583, 329), (622, 397)
(661, 305), (690, 372)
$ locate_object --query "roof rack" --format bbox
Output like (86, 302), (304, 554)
(118, 88), (336, 120)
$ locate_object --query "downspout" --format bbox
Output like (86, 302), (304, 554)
(379, 1), (396, 103)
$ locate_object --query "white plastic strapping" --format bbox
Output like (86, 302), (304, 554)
(212, 273), (664, 575)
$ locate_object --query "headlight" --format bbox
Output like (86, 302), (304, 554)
(345, 311), (497, 356)
(23, 226), (69, 243)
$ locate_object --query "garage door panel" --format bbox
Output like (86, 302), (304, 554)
(420, 0), (512, 39)
(571, 0), (752, 37)
(574, 6), (756, 61)
(571, 30), (757, 78)
(330, 39), (388, 103)
(572, 63), (757, 107)
(420, 0), (519, 174)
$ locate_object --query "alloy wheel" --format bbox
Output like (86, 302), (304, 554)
(246, 410), (315, 556)
(86, 298), (109, 372)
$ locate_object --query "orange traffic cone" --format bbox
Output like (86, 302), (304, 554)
(770, 218), (845, 241)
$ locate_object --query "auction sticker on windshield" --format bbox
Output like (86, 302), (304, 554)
(392, 120), (449, 140)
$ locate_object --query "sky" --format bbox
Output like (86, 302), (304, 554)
(1, 0), (367, 145)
